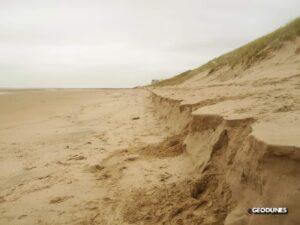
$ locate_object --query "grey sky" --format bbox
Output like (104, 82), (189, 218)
(0, 0), (299, 88)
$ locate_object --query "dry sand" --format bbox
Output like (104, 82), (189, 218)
(0, 88), (194, 225)
(0, 40), (300, 225)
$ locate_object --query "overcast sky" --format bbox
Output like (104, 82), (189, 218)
(0, 0), (299, 88)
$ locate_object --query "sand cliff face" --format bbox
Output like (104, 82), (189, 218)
(146, 38), (300, 225)
(149, 90), (299, 225)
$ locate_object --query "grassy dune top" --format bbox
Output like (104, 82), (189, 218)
(154, 17), (300, 87)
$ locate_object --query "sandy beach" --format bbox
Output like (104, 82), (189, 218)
(0, 88), (195, 225)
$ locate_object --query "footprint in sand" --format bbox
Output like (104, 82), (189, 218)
(125, 156), (139, 162)
(24, 166), (36, 171)
(87, 164), (105, 173)
(96, 173), (111, 180)
(159, 172), (172, 182)
(36, 174), (52, 180)
(18, 215), (27, 220)
(67, 155), (86, 161)
(49, 196), (73, 204)
(0, 196), (6, 203)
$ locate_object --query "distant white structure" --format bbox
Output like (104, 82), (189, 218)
(151, 79), (160, 84)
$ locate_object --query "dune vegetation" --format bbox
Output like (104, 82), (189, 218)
(153, 17), (300, 87)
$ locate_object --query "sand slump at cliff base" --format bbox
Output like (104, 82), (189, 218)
(114, 93), (254, 225)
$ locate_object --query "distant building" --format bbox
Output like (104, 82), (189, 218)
(151, 79), (160, 84)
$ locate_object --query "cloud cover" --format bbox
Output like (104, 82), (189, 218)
(0, 0), (299, 88)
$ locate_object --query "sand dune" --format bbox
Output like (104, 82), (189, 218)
(146, 37), (300, 225)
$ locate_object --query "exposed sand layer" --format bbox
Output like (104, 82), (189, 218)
(147, 39), (300, 225)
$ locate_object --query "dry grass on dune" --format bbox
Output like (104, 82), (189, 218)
(153, 17), (300, 87)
